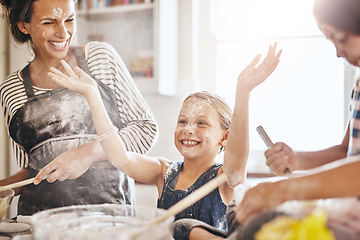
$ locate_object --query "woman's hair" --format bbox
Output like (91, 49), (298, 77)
(313, 0), (360, 35)
(183, 91), (232, 152)
(0, 0), (76, 44)
(0, 0), (36, 43)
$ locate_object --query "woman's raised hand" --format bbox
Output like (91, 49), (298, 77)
(48, 60), (99, 98)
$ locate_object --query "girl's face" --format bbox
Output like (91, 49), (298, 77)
(174, 98), (227, 162)
(21, 0), (76, 61)
(317, 20), (360, 67)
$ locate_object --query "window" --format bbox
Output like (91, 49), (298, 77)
(205, 0), (354, 171)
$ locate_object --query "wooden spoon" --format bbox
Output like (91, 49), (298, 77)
(130, 173), (228, 239)
(0, 177), (35, 192)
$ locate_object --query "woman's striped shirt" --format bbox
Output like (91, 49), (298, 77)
(0, 41), (158, 168)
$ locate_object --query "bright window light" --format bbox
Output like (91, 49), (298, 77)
(209, 0), (347, 170)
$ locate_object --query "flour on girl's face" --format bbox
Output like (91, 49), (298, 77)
(175, 97), (225, 160)
(178, 98), (223, 129)
(179, 98), (212, 118)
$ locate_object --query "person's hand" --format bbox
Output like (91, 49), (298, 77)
(237, 42), (282, 93)
(235, 182), (284, 223)
(326, 198), (360, 231)
(265, 142), (297, 175)
(48, 59), (99, 99)
(33, 141), (104, 184)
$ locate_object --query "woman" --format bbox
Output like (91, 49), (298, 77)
(0, 0), (157, 216)
(229, 0), (360, 239)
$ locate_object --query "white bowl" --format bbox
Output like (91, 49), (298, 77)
(0, 189), (15, 220)
(31, 204), (174, 240)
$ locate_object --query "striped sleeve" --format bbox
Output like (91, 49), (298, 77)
(86, 42), (158, 154)
(0, 72), (30, 168)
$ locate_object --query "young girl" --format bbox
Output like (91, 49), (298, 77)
(41, 43), (281, 237)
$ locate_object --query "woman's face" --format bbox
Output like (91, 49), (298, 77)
(174, 98), (226, 162)
(22, 0), (76, 61)
(317, 20), (360, 67)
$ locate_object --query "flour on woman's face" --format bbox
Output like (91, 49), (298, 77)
(52, 7), (64, 18)
(24, 0), (76, 61)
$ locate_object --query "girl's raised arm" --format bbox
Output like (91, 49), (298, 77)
(224, 43), (282, 187)
(42, 60), (162, 184)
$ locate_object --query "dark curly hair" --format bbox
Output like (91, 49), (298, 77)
(0, 0), (36, 43)
(0, 0), (77, 44)
(313, 0), (360, 35)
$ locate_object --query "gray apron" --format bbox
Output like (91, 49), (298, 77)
(9, 48), (135, 216)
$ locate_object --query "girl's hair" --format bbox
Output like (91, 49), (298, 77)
(183, 91), (232, 152)
(313, 0), (360, 35)
(0, 0), (36, 43)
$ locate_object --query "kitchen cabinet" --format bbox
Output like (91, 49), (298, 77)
(76, 0), (178, 95)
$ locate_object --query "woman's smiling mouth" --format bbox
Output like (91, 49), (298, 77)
(49, 40), (68, 49)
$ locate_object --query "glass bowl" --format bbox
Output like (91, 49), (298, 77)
(0, 189), (15, 219)
(31, 204), (174, 240)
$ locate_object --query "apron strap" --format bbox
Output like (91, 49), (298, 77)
(22, 64), (35, 98)
(21, 47), (92, 99)
(168, 162), (182, 189)
(72, 46), (114, 93)
(73, 47), (92, 76)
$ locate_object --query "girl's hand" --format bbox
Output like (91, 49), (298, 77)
(48, 60), (99, 98)
(237, 42), (282, 93)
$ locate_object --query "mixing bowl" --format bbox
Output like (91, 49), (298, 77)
(0, 189), (15, 219)
(31, 204), (174, 240)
